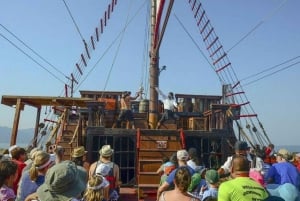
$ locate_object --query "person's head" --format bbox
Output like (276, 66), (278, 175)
(72, 146), (87, 159)
(99, 145), (114, 160)
(0, 160), (18, 187)
(83, 175), (105, 201)
(205, 169), (219, 185)
(29, 147), (41, 160)
(275, 148), (290, 162)
(231, 155), (250, 177)
(30, 151), (54, 181)
(177, 149), (189, 163)
(168, 92), (174, 100)
(268, 143), (274, 149)
(234, 141), (248, 156)
(10, 146), (27, 161)
(37, 160), (87, 201)
(47, 144), (57, 154)
(174, 166), (191, 193)
(55, 146), (65, 162)
(162, 156), (169, 164)
(295, 153), (300, 162)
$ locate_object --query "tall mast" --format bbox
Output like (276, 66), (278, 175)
(148, 0), (159, 129)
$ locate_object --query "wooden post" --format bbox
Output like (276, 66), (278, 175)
(10, 98), (22, 145)
(33, 106), (41, 147)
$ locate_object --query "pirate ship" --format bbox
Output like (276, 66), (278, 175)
(1, 0), (272, 199)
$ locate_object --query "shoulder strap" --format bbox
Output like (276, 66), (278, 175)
(93, 160), (99, 175)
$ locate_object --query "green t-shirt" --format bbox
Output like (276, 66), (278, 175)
(218, 177), (269, 201)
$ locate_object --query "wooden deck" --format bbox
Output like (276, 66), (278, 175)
(120, 187), (157, 201)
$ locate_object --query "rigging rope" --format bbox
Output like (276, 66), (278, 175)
(62, 0), (85, 42)
(227, 0), (289, 53)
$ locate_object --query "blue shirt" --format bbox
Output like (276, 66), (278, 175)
(166, 165), (195, 185)
(266, 161), (300, 188)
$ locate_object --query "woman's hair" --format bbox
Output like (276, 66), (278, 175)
(29, 151), (51, 181)
(0, 160), (18, 187)
(174, 166), (191, 193)
(83, 175), (105, 201)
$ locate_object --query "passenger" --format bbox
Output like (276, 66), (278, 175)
(156, 153), (177, 186)
(218, 155), (269, 200)
(293, 152), (300, 172)
(10, 146), (27, 194)
(95, 163), (118, 201)
(23, 147), (41, 172)
(25, 160), (87, 201)
(188, 166), (207, 196)
(157, 149), (195, 200)
(89, 145), (120, 194)
(54, 145), (65, 164)
(155, 87), (179, 129)
(114, 91), (140, 129)
(82, 175), (108, 201)
(71, 146), (90, 172)
(218, 141), (264, 177)
(187, 147), (201, 170)
(266, 148), (300, 188)
(17, 151), (54, 201)
(199, 169), (219, 201)
(264, 143), (276, 165)
(158, 166), (200, 201)
(0, 160), (18, 201)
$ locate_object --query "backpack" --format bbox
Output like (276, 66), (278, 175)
(94, 161), (117, 191)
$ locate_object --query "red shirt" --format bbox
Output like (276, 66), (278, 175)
(12, 159), (26, 194)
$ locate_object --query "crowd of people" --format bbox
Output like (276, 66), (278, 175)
(1, 140), (300, 201)
(0, 144), (119, 201)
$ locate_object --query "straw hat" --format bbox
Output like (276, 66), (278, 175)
(72, 146), (87, 158)
(99, 145), (114, 157)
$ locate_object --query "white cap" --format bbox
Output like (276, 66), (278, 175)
(95, 163), (111, 176)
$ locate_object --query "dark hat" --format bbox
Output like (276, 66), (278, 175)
(234, 141), (248, 151)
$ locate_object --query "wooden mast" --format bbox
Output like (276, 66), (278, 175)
(148, 0), (159, 129)
(148, 0), (173, 128)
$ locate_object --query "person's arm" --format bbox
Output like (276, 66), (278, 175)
(155, 87), (167, 99)
(157, 181), (169, 201)
(88, 162), (96, 179)
(114, 164), (120, 188)
(218, 156), (232, 175)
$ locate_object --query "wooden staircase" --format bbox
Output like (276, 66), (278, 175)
(136, 129), (185, 199)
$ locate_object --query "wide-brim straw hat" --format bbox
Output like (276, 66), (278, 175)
(99, 145), (114, 157)
(72, 146), (87, 158)
(37, 160), (87, 201)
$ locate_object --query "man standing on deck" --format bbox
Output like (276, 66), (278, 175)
(155, 87), (179, 129)
(114, 91), (140, 129)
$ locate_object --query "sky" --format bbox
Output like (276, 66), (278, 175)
(0, 0), (299, 146)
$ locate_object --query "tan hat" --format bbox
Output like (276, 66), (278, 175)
(177, 149), (189, 161)
(276, 148), (289, 159)
(99, 145), (114, 157)
(72, 146), (87, 158)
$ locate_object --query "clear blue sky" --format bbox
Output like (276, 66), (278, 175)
(0, 0), (299, 146)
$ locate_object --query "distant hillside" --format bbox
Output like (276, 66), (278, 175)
(0, 126), (34, 145)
